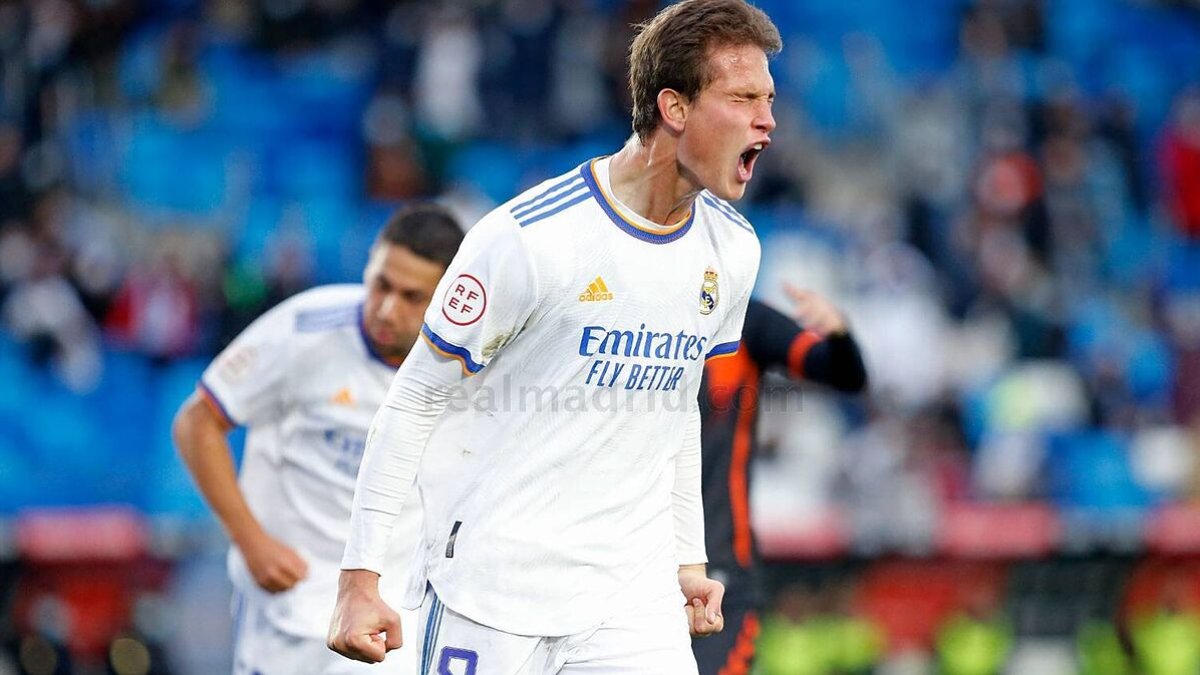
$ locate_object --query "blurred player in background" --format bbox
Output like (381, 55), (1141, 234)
(693, 287), (867, 674)
(327, 0), (781, 672)
(171, 204), (464, 675)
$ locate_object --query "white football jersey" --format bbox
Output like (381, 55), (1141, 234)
(400, 156), (760, 635)
(201, 285), (420, 638)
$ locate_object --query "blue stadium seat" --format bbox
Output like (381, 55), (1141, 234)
(1046, 431), (1151, 510)
(448, 142), (525, 204)
(271, 140), (358, 201)
(121, 114), (230, 216)
(139, 359), (211, 518)
(301, 196), (361, 282)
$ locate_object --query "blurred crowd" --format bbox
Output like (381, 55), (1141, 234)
(4, 0), (1200, 672)
(744, 0), (1200, 553)
(2, 0), (1200, 555)
(0, 0), (683, 385)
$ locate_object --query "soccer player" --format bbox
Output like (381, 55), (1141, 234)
(327, 1), (781, 672)
(693, 288), (867, 675)
(171, 204), (464, 675)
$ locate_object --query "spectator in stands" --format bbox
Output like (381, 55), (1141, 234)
(1, 226), (101, 392)
(1161, 89), (1200, 240)
(106, 243), (201, 362)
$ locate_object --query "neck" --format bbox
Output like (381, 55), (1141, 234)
(608, 134), (701, 226)
(371, 338), (408, 368)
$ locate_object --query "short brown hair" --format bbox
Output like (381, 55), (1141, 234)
(377, 203), (464, 268)
(628, 0), (782, 141)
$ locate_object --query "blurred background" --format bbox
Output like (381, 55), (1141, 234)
(1, 0), (1200, 672)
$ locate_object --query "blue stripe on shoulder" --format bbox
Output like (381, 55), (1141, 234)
(512, 181), (587, 223)
(701, 194), (754, 233)
(295, 304), (358, 332)
(518, 190), (591, 227)
(703, 193), (749, 224)
(511, 174), (586, 218)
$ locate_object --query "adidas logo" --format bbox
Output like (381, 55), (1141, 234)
(578, 276), (614, 302)
(331, 387), (355, 406)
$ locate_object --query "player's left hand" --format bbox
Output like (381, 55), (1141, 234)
(678, 564), (725, 637)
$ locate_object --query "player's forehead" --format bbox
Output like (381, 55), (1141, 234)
(366, 242), (444, 289)
(703, 43), (774, 94)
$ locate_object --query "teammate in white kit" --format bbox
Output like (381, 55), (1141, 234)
(172, 205), (464, 675)
(328, 1), (781, 672)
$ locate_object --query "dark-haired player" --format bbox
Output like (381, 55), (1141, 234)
(173, 204), (464, 675)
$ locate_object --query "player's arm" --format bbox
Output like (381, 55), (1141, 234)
(172, 390), (308, 592)
(330, 213), (538, 663)
(330, 344), (463, 663)
(172, 306), (309, 594)
(676, 246), (761, 638)
(743, 287), (867, 392)
(675, 407), (725, 637)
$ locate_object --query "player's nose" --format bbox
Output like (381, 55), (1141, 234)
(755, 106), (776, 134)
(377, 293), (399, 319)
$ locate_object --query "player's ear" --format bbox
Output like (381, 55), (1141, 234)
(657, 88), (688, 134)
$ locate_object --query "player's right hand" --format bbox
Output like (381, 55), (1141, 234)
(783, 283), (848, 337)
(239, 531), (309, 593)
(327, 569), (403, 663)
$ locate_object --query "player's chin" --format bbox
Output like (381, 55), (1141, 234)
(371, 329), (414, 357)
(710, 178), (748, 202)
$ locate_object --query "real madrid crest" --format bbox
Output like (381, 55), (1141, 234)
(700, 267), (719, 315)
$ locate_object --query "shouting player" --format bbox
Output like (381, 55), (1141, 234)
(326, 1), (777, 667)
(172, 205), (463, 675)
(328, 1), (781, 672)
(694, 288), (867, 675)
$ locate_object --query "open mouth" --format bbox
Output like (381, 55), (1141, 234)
(737, 142), (767, 182)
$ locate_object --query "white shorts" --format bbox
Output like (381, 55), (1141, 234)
(415, 585), (698, 675)
(232, 590), (419, 675)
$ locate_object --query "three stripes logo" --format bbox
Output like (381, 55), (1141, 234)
(330, 387), (355, 406)
(579, 276), (614, 302)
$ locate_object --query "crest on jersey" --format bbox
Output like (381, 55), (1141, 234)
(700, 267), (719, 315)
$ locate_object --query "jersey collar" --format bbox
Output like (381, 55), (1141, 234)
(580, 158), (695, 245)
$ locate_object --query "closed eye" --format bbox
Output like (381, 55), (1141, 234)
(734, 93), (775, 105)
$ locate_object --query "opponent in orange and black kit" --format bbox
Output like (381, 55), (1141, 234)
(693, 297), (867, 675)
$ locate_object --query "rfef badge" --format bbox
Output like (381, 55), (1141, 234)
(443, 274), (487, 325)
(700, 267), (719, 315)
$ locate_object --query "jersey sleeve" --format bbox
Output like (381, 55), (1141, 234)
(342, 339), (462, 573)
(704, 239), (761, 361)
(419, 211), (539, 375)
(198, 302), (295, 427)
(672, 406), (706, 566)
